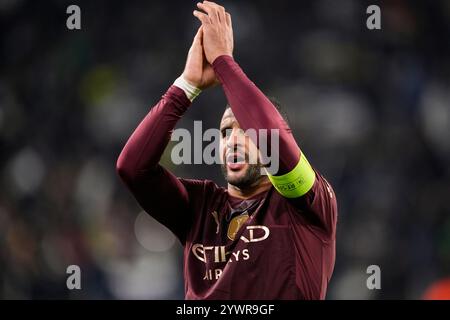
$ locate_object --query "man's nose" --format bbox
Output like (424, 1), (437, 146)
(226, 128), (245, 149)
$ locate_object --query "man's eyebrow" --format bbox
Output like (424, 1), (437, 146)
(220, 118), (234, 129)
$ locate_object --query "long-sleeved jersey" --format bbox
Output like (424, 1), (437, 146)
(117, 56), (337, 299)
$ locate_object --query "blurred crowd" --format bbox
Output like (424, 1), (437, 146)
(0, 0), (449, 299)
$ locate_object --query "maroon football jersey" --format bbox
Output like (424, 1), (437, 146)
(179, 169), (336, 299)
(117, 56), (337, 299)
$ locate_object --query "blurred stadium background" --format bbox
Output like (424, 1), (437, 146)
(1, 0), (450, 299)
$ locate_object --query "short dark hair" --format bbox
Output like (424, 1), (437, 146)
(225, 96), (290, 125)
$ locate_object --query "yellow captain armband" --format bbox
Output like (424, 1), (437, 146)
(267, 154), (316, 198)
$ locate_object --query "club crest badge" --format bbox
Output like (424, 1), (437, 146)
(227, 213), (249, 241)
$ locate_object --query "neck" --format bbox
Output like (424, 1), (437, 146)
(227, 176), (272, 199)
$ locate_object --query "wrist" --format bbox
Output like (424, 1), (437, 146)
(173, 75), (202, 102)
(211, 53), (234, 66)
(210, 51), (233, 64)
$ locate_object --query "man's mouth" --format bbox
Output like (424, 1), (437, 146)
(226, 152), (246, 171)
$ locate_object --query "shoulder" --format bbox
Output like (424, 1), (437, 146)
(270, 169), (338, 239)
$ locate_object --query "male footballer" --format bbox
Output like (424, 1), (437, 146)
(117, 1), (337, 299)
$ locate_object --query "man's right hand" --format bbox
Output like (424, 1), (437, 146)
(182, 26), (218, 90)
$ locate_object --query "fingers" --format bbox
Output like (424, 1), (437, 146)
(197, 1), (227, 25)
(215, 4), (226, 24)
(192, 26), (202, 43)
(197, 2), (217, 24)
(194, 26), (203, 43)
(225, 12), (232, 28)
(188, 26), (203, 59)
(193, 9), (210, 25)
(189, 27), (202, 52)
(205, 1), (226, 23)
(197, 26), (203, 45)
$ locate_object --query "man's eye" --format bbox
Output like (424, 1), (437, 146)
(221, 128), (231, 138)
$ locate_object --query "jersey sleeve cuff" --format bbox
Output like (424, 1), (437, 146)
(173, 76), (202, 102)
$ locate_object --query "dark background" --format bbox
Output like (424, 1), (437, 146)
(1, 0), (449, 299)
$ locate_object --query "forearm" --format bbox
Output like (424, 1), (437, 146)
(116, 85), (191, 185)
(116, 85), (196, 243)
(212, 55), (300, 175)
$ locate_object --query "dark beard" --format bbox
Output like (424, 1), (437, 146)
(221, 162), (263, 189)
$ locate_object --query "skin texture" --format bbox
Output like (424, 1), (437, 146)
(193, 1), (234, 64)
(219, 108), (272, 199)
(186, 1), (269, 198)
(182, 26), (218, 89)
